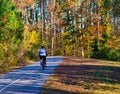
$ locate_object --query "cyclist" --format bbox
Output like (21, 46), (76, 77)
(38, 46), (48, 67)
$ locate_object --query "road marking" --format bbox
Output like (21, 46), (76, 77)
(0, 67), (40, 92)
(0, 57), (64, 93)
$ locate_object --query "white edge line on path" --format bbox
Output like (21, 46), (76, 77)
(0, 67), (39, 92)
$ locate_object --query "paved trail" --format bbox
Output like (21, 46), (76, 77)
(0, 56), (63, 94)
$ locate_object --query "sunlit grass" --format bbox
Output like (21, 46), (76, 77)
(40, 57), (120, 94)
(0, 60), (34, 75)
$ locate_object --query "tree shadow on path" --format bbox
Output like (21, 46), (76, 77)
(40, 58), (120, 94)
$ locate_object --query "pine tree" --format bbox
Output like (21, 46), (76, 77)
(0, 0), (23, 69)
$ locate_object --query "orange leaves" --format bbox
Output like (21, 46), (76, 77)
(88, 26), (97, 33)
(13, 0), (36, 7)
(10, 0), (36, 14)
(88, 25), (106, 34)
(93, 13), (102, 21)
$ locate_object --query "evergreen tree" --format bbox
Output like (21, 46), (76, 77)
(0, 0), (23, 69)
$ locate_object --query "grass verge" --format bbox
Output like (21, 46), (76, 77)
(0, 60), (35, 76)
(40, 57), (120, 94)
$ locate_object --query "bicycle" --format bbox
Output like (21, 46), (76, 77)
(40, 57), (46, 70)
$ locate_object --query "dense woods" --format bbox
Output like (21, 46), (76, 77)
(0, 0), (120, 71)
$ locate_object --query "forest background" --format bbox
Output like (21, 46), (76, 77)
(0, 0), (120, 71)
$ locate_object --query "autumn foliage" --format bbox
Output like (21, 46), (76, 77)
(0, 0), (120, 72)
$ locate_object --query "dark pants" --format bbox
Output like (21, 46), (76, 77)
(39, 56), (46, 65)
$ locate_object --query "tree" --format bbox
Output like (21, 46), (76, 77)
(0, 0), (23, 69)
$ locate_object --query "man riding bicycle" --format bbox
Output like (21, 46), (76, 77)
(38, 46), (48, 67)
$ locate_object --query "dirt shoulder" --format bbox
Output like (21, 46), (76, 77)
(40, 57), (120, 94)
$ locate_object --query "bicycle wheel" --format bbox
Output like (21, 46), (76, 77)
(41, 58), (45, 70)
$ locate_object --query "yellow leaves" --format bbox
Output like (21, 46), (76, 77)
(87, 25), (111, 43)
(70, 0), (77, 8)
(71, 1), (77, 6)
(62, 31), (69, 36)
(88, 25), (108, 34)
(106, 24), (112, 34)
(0, 43), (8, 53)
(29, 30), (39, 45)
(23, 26), (39, 50)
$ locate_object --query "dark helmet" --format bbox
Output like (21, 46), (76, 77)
(41, 46), (44, 48)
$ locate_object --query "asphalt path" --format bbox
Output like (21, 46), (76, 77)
(0, 56), (64, 94)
